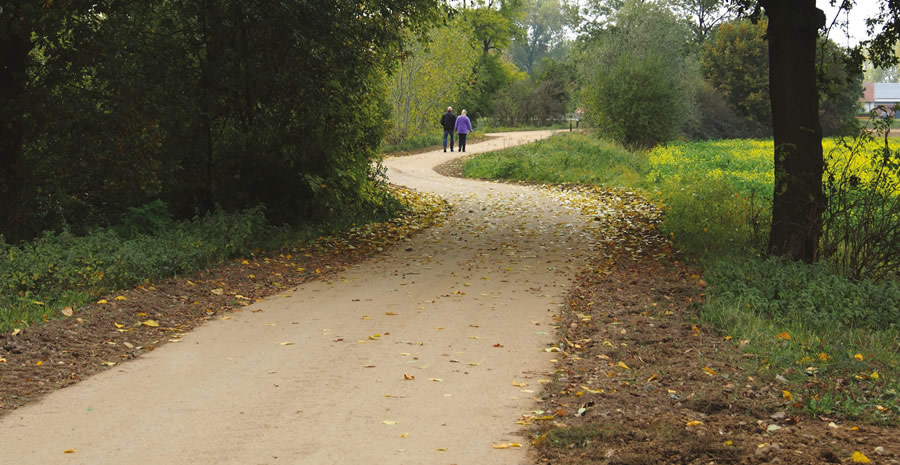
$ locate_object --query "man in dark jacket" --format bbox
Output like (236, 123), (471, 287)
(440, 107), (457, 152)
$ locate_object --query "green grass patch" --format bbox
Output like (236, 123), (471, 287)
(462, 132), (645, 187)
(379, 132), (443, 154)
(0, 196), (407, 333)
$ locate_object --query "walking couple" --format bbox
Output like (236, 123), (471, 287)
(440, 107), (472, 153)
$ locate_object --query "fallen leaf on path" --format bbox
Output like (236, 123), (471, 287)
(782, 390), (793, 401)
(851, 451), (871, 463)
(403, 374), (415, 380)
(429, 378), (443, 382)
(617, 361), (630, 370)
(210, 288), (224, 295)
(703, 366), (717, 376)
(512, 381), (527, 387)
(280, 342), (295, 346)
(854, 353), (864, 361)
(385, 312), (398, 316)
(686, 420), (703, 427)
(64, 449), (76, 454)
(141, 320), (160, 327)
(97, 299), (108, 304)
(369, 334), (381, 340)
(492, 443), (522, 449)
(382, 420), (397, 425)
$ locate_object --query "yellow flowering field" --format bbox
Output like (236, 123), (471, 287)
(648, 138), (900, 196)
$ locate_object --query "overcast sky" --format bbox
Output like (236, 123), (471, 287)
(818, 0), (883, 47)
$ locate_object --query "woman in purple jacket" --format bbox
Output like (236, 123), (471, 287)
(454, 109), (473, 152)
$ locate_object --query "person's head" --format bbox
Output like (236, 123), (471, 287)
(447, 106), (453, 112)
(461, 109), (467, 115)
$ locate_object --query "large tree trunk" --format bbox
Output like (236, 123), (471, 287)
(762, 0), (826, 263)
(0, 24), (31, 243)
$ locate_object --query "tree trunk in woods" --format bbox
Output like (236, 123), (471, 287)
(762, 0), (826, 263)
(0, 27), (30, 243)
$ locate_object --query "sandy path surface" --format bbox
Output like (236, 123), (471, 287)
(1, 130), (603, 465)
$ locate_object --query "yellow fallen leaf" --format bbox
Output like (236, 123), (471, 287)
(249, 274), (255, 279)
(385, 312), (398, 316)
(703, 366), (717, 376)
(31, 300), (45, 306)
(141, 319), (160, 327)
(114, 322), (124, 329)
(776, 331), (791, 340)
(136, 312), (147, 317)
(11, 328), (21, 336)
(280, 342), (295, 346)
(241, 260), (249, 265)
(851, 451), (871, 463)
(400, 433), (409, 438)
(187, 280), (195, 285)
(97, 299), (108, 304)
(115, 296), (127, 301)
(64, 449), (76, 454)
(102, 361), (116, 366)
(492, 443), (522, 449)
(512, 381), (527, 387)
(369, 334), (381, 340)
(429, 378), (443, 382)
(723, 440), (733, 446)
(854, 353), (864, 361)
(403, 374), (415, 380)
(686, 420), (703, 427)
(361, 315), (371, 320)
(617, 361), (630, 370)
(382, 420), (397, 425)
(61, 306), (73, 317)
(35, 360), (43, 366)
(468, 362), (480, 366)
(210, 288), (224, 296)
(782, 390), (793, 401)
(818, 352), (831, 361)
(580, 385), (604, 394)
(220, 316), (232, 320)
(0, 358), (6, 363)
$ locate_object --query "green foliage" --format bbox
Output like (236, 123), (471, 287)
(0, 207), (270, 331)
(2, 0), (442, 241)
(462, 132), (645, 186)
(509, 0), (572, 74)
(701, 19), (771, 136)
(387, 19), (480, 144)
(702, 20), (864, 138)
(822, 116), (900, 281)
(578, 0), (698, 148)
(380, 133), (444, 154)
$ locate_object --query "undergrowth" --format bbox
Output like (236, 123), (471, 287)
(0, 196), (407, 332)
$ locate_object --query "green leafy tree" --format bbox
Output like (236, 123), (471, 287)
(510, 0), (572, 74)
(579, 0), (699, 148)
(388, 20), (480, 142)
(701, 19), (771, 135)
(726, 0), (898, 263)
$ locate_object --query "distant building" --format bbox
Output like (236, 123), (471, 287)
(861, 82), (900, 112)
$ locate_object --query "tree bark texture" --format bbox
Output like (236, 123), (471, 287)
(762, 0), (826, 263)
(0, 24), (30, 243)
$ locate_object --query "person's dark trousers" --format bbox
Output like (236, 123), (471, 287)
(443, 130), (455, 152)
(458, 133), (467, 152)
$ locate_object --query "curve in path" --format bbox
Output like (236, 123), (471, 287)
(1, 130), (601, 465)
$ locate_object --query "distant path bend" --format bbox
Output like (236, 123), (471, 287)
(2, 130), (606, 465)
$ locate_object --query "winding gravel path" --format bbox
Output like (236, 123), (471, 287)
(1, 130), (606, 465)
